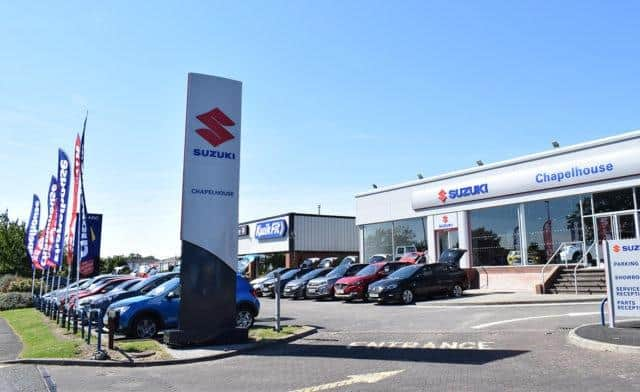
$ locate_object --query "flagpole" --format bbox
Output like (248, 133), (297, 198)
(31, 267), (36, 296)
(44, 267), (50, 294)
(39, 269), (44, 297)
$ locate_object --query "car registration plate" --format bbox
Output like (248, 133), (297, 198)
(335, 288), (344, 295)
(369, 293), (379, 298)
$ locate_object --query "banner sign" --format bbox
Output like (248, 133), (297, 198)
(238, 224), (249, 237)
(79, 213), (102, 277)
(255, 219), (288, 240)
(435, 213), (457, 230)
(39, 176), (59, 269)
(52, 149), (70, 267)
(411, 144), (640, 210)
(66, 135), (81, 265)
(604, 239), (640, 326)
(180, 73), (242, 271)
(25, 194), (41, 262)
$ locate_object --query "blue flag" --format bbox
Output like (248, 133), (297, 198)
(25, 194), (41, 265)
(52, 149), (70, 267)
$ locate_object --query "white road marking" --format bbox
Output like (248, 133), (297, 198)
(413, 302), (602, 309)
(288, 370), (404, 392)
(471, 312), (599, 329)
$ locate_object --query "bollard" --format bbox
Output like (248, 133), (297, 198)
(107, 310), (119, 350)
(80, 311), (85, 339)
(274, 272), (281, 332)
(86, 310), (92, 345)
(73, 310), (78, 334)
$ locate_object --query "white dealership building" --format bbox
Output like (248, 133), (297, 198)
(355, 130), (640, 291)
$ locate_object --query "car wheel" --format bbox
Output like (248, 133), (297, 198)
(451, 284), (463, 298)
(133, 315), (159, 339)
(401, 289), (414, 304)
(236, 307), (254, 329)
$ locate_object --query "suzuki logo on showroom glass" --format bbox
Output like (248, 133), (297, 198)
(181, 73), (242, 270)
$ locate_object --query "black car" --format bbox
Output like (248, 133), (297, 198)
(282, 268), (332, 299)
(262, 268), (307, 298)
(306, 263), (367, 299)
(367, 263), (467, 304)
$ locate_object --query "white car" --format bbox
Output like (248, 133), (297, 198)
(559, 244), (595, 264)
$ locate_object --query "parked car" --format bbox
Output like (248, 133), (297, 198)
(68, 276), (135, 312)
(76, 278), (142, 313)
(333, 262), (411, 301)
(57, 275), (119, 307)
(395, 245), (417, 260)
(337, 256), (359, 267)
(299, 258), (321, 269)
(106, 275), (260, 338)
(368, 263), (467, 304)
(250, 267), (293, 296)
(367, 254), (390, 263)
(89, 272), (179, 315)
(282, 268), (332, 299)
(317, 257), (339, 268)
(306, 263), (368, 299)
(261, 268), (306, 298)
(559, 244), (595, 264)
(397, 252), (427, 264)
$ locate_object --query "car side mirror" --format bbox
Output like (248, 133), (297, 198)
(167, 291), (180, 299)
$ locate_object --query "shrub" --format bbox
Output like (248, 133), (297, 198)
(7, 278), (32, 292)
(0, 292), (33, 311)
(0, 274), (18, 293)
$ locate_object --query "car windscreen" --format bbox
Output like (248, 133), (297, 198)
(345, 264), (366, 277)
(280, 269), (300, 279)
(355, 264), (379, 276)
(112, 279), (138, 292)
(147, 277), (179, 297)
(326, 264), (349, 278)
(388, 265), (421, 279)
(368, 256), (386, 263)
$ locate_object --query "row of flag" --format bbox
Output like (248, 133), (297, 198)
(24, 117), (91, 292)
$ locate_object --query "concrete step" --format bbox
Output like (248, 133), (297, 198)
(547, 288), (606, 294)
(554, 278), (606, 284)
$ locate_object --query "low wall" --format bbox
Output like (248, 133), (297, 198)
(469, 266), (549, 293)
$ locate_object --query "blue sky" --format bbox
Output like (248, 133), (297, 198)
(1, 1), (639, 258)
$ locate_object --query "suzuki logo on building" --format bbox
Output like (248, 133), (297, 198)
(195, 107), (235, 147)
(438, 184), (488, 204)
(442, 215), (449, 224)
(438, 189), (447, 203)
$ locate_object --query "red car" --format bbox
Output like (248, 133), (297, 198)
(397, 252), (427, 264)
(68, 276), (134, 311)
(333, 262), (411, 301)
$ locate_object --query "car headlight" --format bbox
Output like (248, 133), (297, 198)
(354, 281), (364, 286)
(385, 284), (398, 290)
(111, 306), (130, 315)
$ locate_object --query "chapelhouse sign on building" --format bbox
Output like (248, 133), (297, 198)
(411, 151), (632, 210)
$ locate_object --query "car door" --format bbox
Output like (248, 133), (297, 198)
(431, 264), (450, 294)
(163, 285), (181, 328)
(420, 265), (437, 296)
(410, 267), (428, 297)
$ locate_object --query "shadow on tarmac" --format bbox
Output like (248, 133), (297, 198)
(245, 343), (528, 365)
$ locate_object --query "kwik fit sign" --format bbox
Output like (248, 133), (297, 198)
(181, 73), (242, 271)
(255, 219), (288, 240)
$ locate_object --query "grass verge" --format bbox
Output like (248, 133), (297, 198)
(249, 325), (303, 341)
(0, 308), (82, 358)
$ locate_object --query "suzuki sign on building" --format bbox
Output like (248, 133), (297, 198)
(604, 239), (640, 327)
(172, 73), (244, 346)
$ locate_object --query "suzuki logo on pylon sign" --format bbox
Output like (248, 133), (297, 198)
(613, 244), (621, 253)
(196, 107), (235, 147)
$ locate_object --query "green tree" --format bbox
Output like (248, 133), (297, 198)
(0, 210), (30, 276)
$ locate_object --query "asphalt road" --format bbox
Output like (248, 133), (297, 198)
(20, 296), (640, 391)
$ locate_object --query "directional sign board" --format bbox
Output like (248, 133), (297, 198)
(604, 239), (640, 327)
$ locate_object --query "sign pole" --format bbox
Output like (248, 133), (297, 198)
(31, 268), (36, 297)
(604, 240), (616, 328)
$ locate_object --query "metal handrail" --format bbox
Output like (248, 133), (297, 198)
(540, 241), (583, 294)
(574, 242), (596, 294)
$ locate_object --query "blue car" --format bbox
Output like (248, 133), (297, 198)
(106, 275), (260, 339)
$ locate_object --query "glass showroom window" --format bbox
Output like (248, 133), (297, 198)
(392, 218), (427, 259)
(363, 222), (393, 261)
(593, 188), (634, 213)
(470, 205), (520, 266)
(524, 196), (583, 265)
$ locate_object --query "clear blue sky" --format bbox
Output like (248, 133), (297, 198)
(1, 1), (639, 258)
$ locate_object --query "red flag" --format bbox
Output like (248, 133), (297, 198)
(32, 231), (45, 270)
(66, 134), (81, 265)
